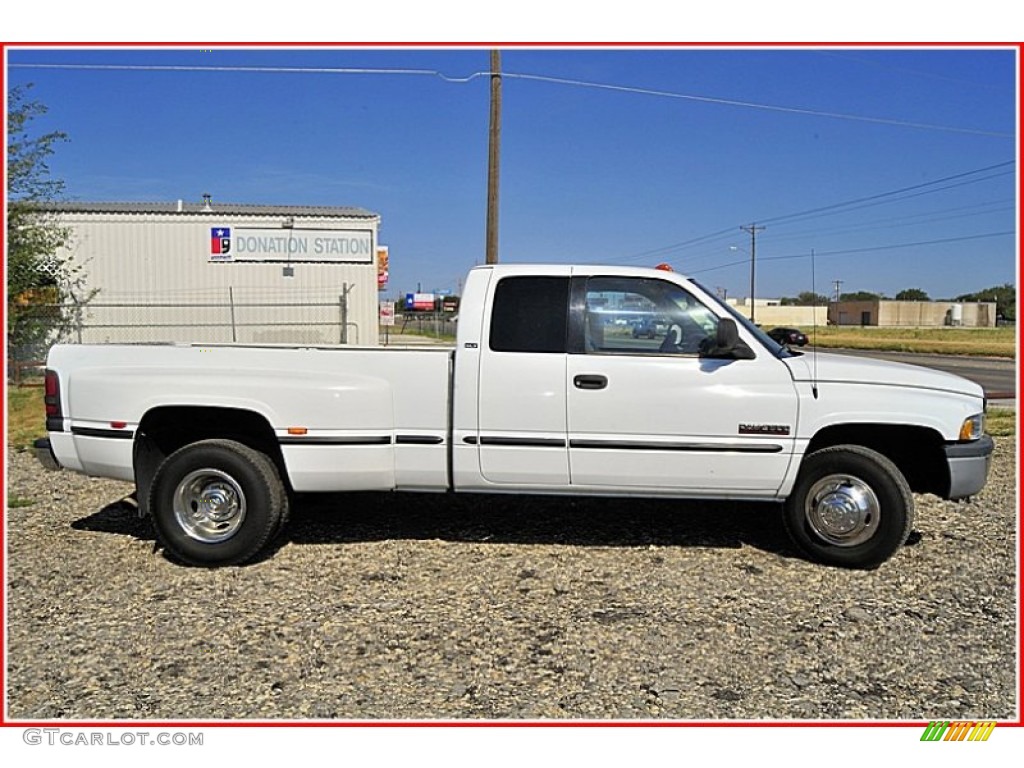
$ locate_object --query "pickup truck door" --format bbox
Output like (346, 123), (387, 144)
(565, 274), (798, 495)
(474, 270), (571, 486)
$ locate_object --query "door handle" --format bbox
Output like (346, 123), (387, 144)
(573, 374), (608, 390)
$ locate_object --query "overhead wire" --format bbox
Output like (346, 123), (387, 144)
(687, 230), (1015, 275)
(502, 71), (1013, 138)
(12, 60), (1015, 283)
(755, 163), (1015, 227)
(762, 200), (1015, 245)
(11, 61), (1014, 138)
(620, 160), (1015, 266)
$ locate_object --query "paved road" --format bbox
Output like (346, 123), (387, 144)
(818, 347), (1016, 401)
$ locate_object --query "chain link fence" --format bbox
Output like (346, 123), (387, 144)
(7, 287), (364, 376)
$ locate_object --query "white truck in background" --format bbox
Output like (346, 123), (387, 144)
(36, 264), (994, 569)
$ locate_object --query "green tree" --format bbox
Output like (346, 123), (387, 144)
(894, 288), (930, 301)
(794, 291), (829, 305)
(780, 292), (829, 306)
(7, 84), (79, 361)
(840, 291), (883, 302)
(956, 284), (1016, 322)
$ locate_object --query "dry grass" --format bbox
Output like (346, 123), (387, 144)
(801, 326), (1016, 358)
(5, 386), (45, 450)
(986, 407), (1016, 437)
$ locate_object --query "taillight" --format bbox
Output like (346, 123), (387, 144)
(44, 369), (63, 429)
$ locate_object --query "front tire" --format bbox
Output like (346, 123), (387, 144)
(149, 439), (286, 566)
(783, 445), (913, 569)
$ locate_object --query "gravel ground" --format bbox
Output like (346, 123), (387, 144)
(5, 439), (1018, 721)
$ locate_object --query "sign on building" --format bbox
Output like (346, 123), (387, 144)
(208, 226), (374, 263)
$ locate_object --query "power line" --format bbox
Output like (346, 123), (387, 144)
(612, 226), (739, 264)
(687, 230), (1015, 275)
(688, 257), (751, 275)
(10, 62), (488, 83)
(760, 199), (1016, 245)
(503, 71), (1014, 138)
(623, 160), (1014, 264)
(11, 62), (1014, 138)
(619, 191), (1013, 270)
(12, 59), (1015, 285)
(764, 230), (1015, 262)
(814, 51), (1009, 92)
(757, 164), (1015, 227)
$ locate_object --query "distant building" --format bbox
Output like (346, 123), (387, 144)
(43, 199), (383, 345)
(726, 298), (828, 327)
(829, 300), (996, 327)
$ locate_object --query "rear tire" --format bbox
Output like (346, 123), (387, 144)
(783, 445), (913, 569)
(149, 439), (285, 566)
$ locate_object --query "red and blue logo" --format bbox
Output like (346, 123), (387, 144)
(211, 227), (231, 257)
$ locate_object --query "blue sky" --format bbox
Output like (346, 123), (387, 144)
(6, 46), (1018, 302)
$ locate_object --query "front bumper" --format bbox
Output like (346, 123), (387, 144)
(33, 437), (62, 471)
(944, 434), (995, 500)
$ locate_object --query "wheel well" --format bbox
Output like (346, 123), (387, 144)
(805, 423), (949, 496)
(134, 406), (290, 513)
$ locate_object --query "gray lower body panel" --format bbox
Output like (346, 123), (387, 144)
(34, 437), (62, 471)
(944, 434), (995, 500)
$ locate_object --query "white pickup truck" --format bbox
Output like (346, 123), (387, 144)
(36, 264), (994, 569)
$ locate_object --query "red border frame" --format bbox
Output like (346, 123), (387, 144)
(1, 40), (1021, 730)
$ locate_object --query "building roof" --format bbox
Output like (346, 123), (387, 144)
(37, 201), (379, 218)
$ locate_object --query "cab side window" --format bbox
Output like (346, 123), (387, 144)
(490, 276), (570, 353)
(583, 276), (718, 355)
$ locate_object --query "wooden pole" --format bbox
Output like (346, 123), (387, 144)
(485, 50), (502, 265)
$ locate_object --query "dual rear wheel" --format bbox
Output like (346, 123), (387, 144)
(149, 439), (288, 567)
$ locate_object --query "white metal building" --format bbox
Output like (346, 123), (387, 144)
(46, 199), (383, 346)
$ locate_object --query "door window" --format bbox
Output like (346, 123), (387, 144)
(582, 277), (718, 355)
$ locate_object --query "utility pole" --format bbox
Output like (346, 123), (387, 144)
(485, 49), (502, 265)
(740, 223), (765, 323)
(833, 280), (843, 304)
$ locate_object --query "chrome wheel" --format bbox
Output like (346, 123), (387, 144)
(173, 468), (247, 543)
(804, 473), (880, 547)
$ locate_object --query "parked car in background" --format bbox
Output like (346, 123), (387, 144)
(632, 317), (668, 339)
(768, 327), (809, 347)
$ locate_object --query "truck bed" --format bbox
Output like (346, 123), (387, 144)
(46, 342), (455, 492)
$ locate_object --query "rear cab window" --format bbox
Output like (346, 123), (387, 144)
(489, 276), (570, 353)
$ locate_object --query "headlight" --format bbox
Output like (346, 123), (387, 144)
(959, 413), (985, 441)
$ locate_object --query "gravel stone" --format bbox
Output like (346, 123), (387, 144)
(4, 437), (1017, 720)
(844, 607), (872, 623)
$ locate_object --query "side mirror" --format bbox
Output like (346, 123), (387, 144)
(700, 318), (755, 359)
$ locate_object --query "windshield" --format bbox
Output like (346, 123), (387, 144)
(692, 281), (794, 358)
